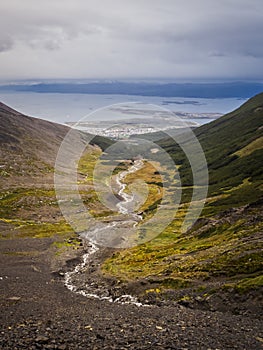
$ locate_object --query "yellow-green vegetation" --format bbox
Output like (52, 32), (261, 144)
(0, 217), (73, 239)
(78, 146), (102, 184)
(223, 275), (263, 294)
(234, 136), (263, 158)
(0, 150), (102, 239)
(0, 188), (57, 217)
(52, 238), (81, 249)
(124, 161), (164, 215)
(16, 220), (73, 238)
(52, 237), (83, 256)
(145, 288), (161, 294)
(80, 188), (116, 218)
(102, 202), (263, 294)
(0, 185), (75, 239)
(0, 103), (112, 246)
(0, 144), (111, 239)
(77, 147), (120, 218)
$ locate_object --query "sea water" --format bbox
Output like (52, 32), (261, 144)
(0, 91), (247, 126)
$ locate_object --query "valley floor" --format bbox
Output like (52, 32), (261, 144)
(0, 237), (262, 350)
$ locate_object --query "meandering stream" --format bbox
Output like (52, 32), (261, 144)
(64, 159), (145, 306)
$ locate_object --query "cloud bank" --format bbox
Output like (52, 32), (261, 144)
(0, 0), (263, 80)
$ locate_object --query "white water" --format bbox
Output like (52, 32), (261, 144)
(64, 159), (146, 306)
(116, 159), (144, 215)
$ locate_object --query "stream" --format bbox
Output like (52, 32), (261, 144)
(64, 159), (146, 306)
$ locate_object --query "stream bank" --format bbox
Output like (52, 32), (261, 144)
(64, 159), (145, 305)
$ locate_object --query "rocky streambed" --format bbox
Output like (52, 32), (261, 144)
(64, 159), (145, 306)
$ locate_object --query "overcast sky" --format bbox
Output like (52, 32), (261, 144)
(0, 0), (263, 81)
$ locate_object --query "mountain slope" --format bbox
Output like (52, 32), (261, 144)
(196, 92), (262, 208)
(102, 93), (263, 313)
(0, 101), (72, 182)
(0, 102), (111, 243)
(158, 92), (263, 210)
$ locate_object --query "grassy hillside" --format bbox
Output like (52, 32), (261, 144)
(195, 93), (263, 210)
(158, 93), (263, 208)
(102, 93), (263, 308)
(0, 103), (111, 250)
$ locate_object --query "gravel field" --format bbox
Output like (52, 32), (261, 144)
(1, 237), (262, 350)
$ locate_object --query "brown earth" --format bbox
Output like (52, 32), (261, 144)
(1, 236), (263, 350)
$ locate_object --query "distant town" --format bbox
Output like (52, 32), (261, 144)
(66, 112), (222, 139)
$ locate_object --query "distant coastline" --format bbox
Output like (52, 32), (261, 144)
(0, 81), (263, 99)
(0, 92), (246, 125)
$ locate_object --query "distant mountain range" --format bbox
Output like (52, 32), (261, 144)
(1, 81), (263, 98)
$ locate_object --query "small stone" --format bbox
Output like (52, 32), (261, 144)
(84, 325), (93, 330)
(35, 335), (49, 343)
(31, 265), (41, 272)
(195, 296), (203, 302)
(57, 345), (67, 350)
(8, 296), (21, 301)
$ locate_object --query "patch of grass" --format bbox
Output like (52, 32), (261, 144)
(234, 136), (263, 157)
(0, 188), (58, 218)
(112, 161), (130, 175)
(209, 251), (263, 277)
(16, 220), (73, 238)
(0, 217), (73, 238)
(102, 201), (263, 291)
(234, 275), (263, 293)
(52, 237), (82, 255)
(52, 238), (81, 249)
(161, 277), (192, 289)
(0, 146), (113, 234)
(124, 161), (164, 217)
(223, 275), (263, 294)
(78, 147), (102, 183)
(145, 288), (161, 294)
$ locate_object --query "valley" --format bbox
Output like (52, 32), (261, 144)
(0, 95), (262, 349)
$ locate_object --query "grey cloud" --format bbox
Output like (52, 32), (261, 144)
(0, 0), (263, 80)
(0, 37), (13, 53)
(209, 52), (227, 58)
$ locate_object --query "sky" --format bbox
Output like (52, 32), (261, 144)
(0, 0), (263, 81)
